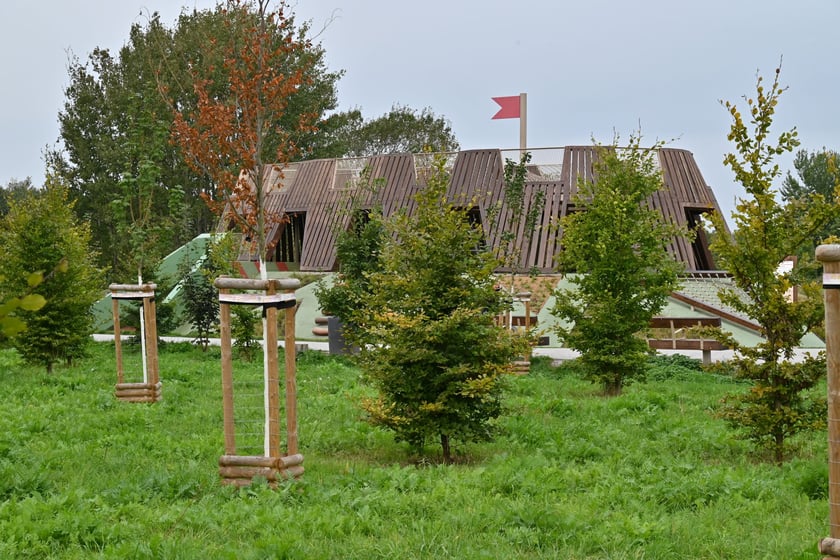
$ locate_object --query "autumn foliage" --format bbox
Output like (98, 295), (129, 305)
(170, 0), (319, 263)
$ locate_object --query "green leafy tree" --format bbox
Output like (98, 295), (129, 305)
(298, 105), (459, 160)
(707, 67), (840, 462)
(329, 104), (459, 158)
(355, 154), (528, 462)
(231, 304), (260, 361)
(0, 178), (38, 217)
(552, 134), (686, 396)
(780, 148), (840, 267)
(0, 176), (104, 372)
(782, 148), (840, 201)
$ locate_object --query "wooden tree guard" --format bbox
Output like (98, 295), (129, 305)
(511, 291), (532, 375)
(818, 245), (840, 558)
(215, 276), (302, 486)
(110, 283), (161, 403)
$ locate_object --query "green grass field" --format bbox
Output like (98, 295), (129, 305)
(0, 343), (830, 559)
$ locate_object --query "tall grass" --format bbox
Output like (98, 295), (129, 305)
(0, 345), (828, 559)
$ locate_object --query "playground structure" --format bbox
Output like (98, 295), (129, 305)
(109, 283), (161, 403)
(215, 276), (303, 486)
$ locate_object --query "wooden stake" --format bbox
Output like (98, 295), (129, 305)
(219, 455), (277, 468)
(818, 244), (840, 542)
(145, 296), (160, 385)
(215, 277), (300, 291)
(219, 287), (236, 455)
(265, 280), (281, 458)
(285, 295), (299, 455)
(112, 296), (123, 384)
(518, 92), (527, 157)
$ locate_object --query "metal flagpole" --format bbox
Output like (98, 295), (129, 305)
(519, 92), (527, 156)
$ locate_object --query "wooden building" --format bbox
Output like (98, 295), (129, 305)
(221, 146), (724, 273)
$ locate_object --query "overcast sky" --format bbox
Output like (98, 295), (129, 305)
(1, 0), (837, 221)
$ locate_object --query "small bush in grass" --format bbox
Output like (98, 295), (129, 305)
(788, 459), (828, 500)
(646, 353), (704, 381)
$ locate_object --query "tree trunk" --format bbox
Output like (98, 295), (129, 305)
(440, 433), (451, 464)
(774, 432), (785, 464)
(604, 379), (622, 397)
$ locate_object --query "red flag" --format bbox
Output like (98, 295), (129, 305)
(491, 95), (521, 119)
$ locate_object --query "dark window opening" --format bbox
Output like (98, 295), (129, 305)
(350, 208), (371, 234)
(685, 208), (715, 271)
(456, 206), (487, 253)
(275, 212), (306, 264)
(466, 206), (483, 228)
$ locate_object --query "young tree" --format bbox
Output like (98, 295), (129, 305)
(170, 0), (319, 277)
(355, 154), (528, 463)
(495, 152), (545, 278)
(111, 109), (186, 283)
(171, 4), (317, 457)
(489, 152), (546, 336)
(707, 67), (840, 462)
(552, 134), (686, 396)
(51, 30), (204, 277)
(0, 176), (104, 372)
(181, 263), (220, 351)
(179, 232), (247, 351)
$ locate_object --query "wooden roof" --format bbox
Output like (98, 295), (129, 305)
(233, 146), (725, 273)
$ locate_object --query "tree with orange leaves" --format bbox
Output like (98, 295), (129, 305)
(171, 0), (318, 279)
